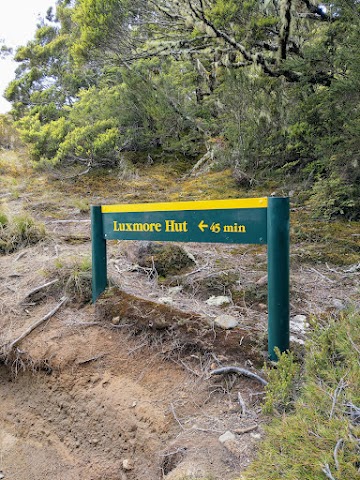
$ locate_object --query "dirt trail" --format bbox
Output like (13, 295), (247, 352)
(1, 157), (359, 480)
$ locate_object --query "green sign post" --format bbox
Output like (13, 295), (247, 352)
(91, 197), (289, 360)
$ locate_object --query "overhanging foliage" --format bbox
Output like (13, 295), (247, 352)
(4, 0), (360, 218)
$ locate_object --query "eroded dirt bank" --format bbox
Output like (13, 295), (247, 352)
(0, 305), (265, 480)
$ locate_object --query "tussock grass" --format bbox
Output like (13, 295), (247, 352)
(73, 198), (90, 213)
(0, 151), (25, 178)
(48, 256), (92, 305)
(0, 210), (8, 226)
(0, 211), (46, 254)
(242, 310), (360, 480)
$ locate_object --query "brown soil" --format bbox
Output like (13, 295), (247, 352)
(0, 236), (268, 480)
(1, 154), (359, 480)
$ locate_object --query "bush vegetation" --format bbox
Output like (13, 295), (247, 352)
(3, 0), (360, 220)
(242, 311), (360, 480)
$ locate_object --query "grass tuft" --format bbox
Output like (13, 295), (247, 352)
(0, 210), (8, 226)
(49, 256), (92, 305)
(0, 212), (46, 254)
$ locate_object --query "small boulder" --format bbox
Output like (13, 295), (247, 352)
(111, 316), (120, 325)
(332, 298), (346, 311)
(214, 314), (239, 329)
(205, 295), (231, 306)
(219, 431), (236, 443)
(122, 459), (134, 471)
(290, 314), (308, 334)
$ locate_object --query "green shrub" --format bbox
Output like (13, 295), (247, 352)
(243, 311), (360, 480)
(307, 173), (360, 220)
(262, 348), (300, 414)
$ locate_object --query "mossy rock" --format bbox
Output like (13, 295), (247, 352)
(180, 271), (240, 299)
(135, 242), (195, 276)
(231, 283), (268, 307)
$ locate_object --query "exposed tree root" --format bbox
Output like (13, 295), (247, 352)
(210, 366), (268, 386)
(1, 296), (68, 353)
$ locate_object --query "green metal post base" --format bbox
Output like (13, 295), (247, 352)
(267, 197), (290, 360)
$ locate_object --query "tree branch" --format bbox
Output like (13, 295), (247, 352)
(20, 278), (59, 304)
(300, 0), (332, 21)
(185, 0), (308, 83)
(322, 463), (337, 480)
(279, 0), (293, 61)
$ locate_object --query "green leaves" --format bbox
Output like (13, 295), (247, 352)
(244, 311), (360, 480)
(263, 348), (300, 414)
(4, 0), (360, 218)
(71, 0), (144, 64)
(55, 119), (119, 165)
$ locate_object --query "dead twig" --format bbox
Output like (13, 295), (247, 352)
(344, 262), (360, 273)
(210, 366), (268, 386)
(329, 378), (346, 419)
(70, 321), (133, 329)
(53, 165), (92, 179)
(322, 463), (337, 480)
(347, 334), (360, 355)
(237, 391), (247, 416)
(169, 403), (185, 431)
(160, 447), (187, 458)
(310, 267), (336, 284)
(57, 234), (90, 242)
(325, 263), (341, 274)
(181, 263), (210, 277)
(2, 296), (68, 351)
(14, 251), (27, 262)
(345, 402), (360, 425)
(234, 424), (258, 434)
(172, 358), (201, 377)
(191, 426), (223, 434)
(77, 353), (108, 365)
(129, 263), (157, 280)
(333, 438), (343, 470)
(20, 278), (59, 304)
